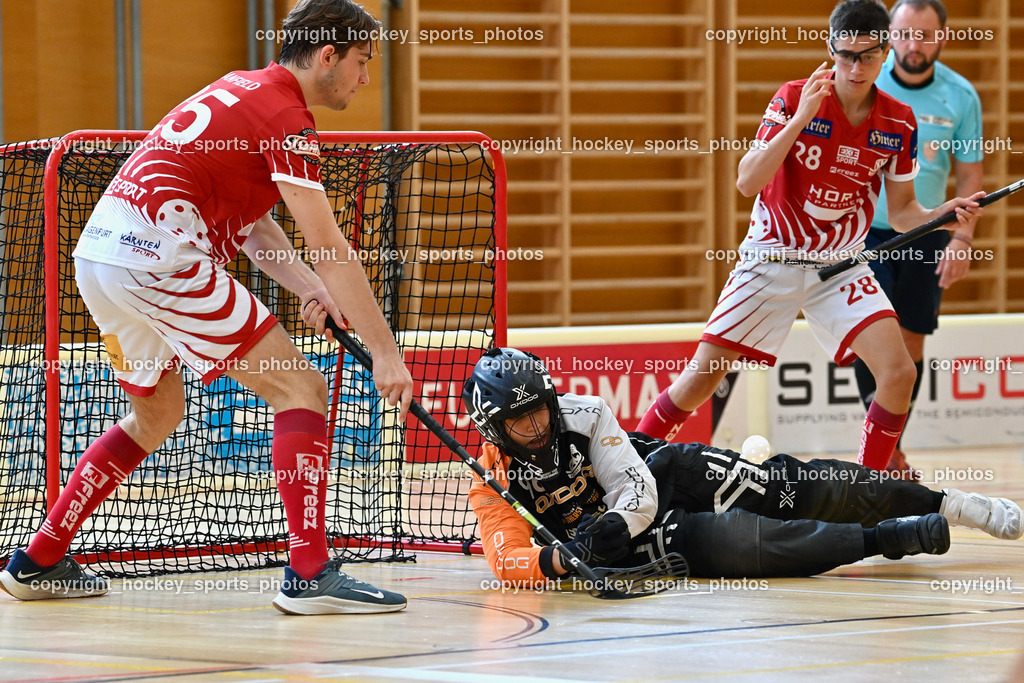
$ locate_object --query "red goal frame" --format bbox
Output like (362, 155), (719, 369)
(41, 130), (507, 557)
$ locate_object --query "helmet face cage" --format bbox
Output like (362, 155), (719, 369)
(462, 348), (561, 474)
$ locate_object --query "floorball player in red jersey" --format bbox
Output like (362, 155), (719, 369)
(1, 0), (411, 615)
(637, 0), (983, 470)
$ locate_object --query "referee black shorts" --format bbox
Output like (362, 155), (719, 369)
(864, 225), (950, 336)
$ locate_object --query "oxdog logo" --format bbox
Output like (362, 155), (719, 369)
(533, 465), (595, 514)
(510, 384), (538, 409)
(283, 128), (321, 164)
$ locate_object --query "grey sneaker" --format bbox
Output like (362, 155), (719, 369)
(272, 558), (407, 615)
(941, 488), (1023, 540)
(0, 549), (109, 600)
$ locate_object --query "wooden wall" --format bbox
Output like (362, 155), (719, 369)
(0, 0), (384, 139)
(2, 0), (1021, 326)
(391, 0), (1024, 326)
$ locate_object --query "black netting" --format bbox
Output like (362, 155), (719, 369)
(0, 135), (498, 577)
(0, 142), (54, 565)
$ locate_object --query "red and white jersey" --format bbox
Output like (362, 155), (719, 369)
(74, 62), (323, 271)
(742, 75), (919, 261)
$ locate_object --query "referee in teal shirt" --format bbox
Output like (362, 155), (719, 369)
(853, 0), (984, 479)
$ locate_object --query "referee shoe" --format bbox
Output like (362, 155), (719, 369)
(941, 488), (1023, 540)
(0, 549), (109, 600)
(272, 558), (407, 615)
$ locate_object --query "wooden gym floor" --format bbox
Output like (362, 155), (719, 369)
(3, 447), (1024, 683)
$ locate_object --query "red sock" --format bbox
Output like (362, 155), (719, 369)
(273, 408), (330, 579)
(637, 390), (693, 441)
(27, 425), (149, 566)
(858, 401), (908, 470)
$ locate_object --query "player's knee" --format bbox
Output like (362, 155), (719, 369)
(286, 366), (328, 412)
(306, 368), (329, 408)
(129, 397), (184, 448)
(888, 357), (918, 393)
(868, 354), (916, 394)
(165, 397), (186, 430)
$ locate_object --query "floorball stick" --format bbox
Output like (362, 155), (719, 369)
(321, 316), (648, 599)
(818, 178), (1024, 281)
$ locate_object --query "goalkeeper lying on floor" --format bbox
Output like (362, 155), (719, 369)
(461, 348), (1022, 586)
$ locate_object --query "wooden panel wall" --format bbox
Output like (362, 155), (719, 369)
(2, 0), (1021, 324)
(391, 0), (716, 327)
(394, 0), (1024, 326)
(0, 0), (385, 139)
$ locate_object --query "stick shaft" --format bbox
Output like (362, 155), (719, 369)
(326, 321), (607, 587)
(818, 178), (1024, 281)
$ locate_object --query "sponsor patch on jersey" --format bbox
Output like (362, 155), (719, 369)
(568, 444), (584, 478)
(101, 334), (127, 373)
(802, 118), (832, 138)
(868, 129), (902, 151)
(918, 113), (954, 128)
(836, 145), (859, 165)
(763, 97), (788, 126)
(283, 128), (321, 164)
(119, 232), (162, 260)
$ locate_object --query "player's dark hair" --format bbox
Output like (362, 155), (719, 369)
(828, 0), (891, 43)
(278, 0), (380, 68)
(889, 0), (947, 27)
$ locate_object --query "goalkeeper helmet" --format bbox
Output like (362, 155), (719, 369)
(462, 347), (561, 475)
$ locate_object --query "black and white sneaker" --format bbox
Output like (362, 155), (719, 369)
(0, 549), (109, 600)
(272, 558), (407, 615)
(876, 514), (951, 560)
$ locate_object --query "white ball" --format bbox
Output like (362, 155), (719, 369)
(741, 435), (772, 464)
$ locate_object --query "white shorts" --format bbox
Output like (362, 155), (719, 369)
(75, 258), (278, 396)
(701, 258), (897, 366)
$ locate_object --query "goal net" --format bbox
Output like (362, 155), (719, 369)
(0, 131), (505, 577)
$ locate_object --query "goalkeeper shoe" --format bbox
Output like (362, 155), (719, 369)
(941, 488), (1023, 540)
(272, 558), (407, 615)
(0, 549), (109, 600)
(876, 514), (950, 560)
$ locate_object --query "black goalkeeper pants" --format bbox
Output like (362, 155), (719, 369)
(623, 447), (939, 578)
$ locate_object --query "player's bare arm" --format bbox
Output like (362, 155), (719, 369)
(278, 180), (413, 417)
(936, 160), (985, 287)
(241, 212), (341, 316)
(736, 62), (833, 197)
(884, 177), (984, 235)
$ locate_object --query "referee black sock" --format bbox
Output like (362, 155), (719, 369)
(897, 360), (925, 450)
(853, 358), (876, 411)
